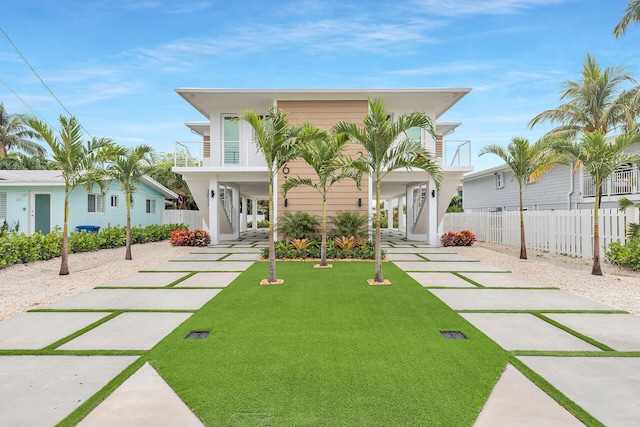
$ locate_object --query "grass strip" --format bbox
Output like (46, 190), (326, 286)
(451, 272), (484, 288)
(532, 314), (617, 352)
(511, 350), (640, 357)
(216, 253), (231, 261)
(28, 309), (196, 314)
(166, 271), (198, 287)
(0, 349), (145, 356)
(510, 356), (605, 427)
(146, 261), (510, 426)
(456, 309), (628, 314)
(43, 312), (122, 350)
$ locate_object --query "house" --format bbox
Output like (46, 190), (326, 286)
(173, 88), (473, 245)
(463, 144), (640, 212)
(0, 170), (178, 235)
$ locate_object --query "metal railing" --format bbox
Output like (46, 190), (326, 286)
(442, 140), (471, 167)
(174, 142), (202, 167)
(582, 166), (640, 197)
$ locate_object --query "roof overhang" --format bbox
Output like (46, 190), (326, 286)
(175, 88), (471, 120)
(462, 164), (509, 181)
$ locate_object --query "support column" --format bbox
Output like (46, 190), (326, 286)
(240, 196), (247, 232)
(428, 183), (439, 245)
(398, 196), (405, 232)
(252, 198), (258, 230)
(386, 199), (393, 230)
(209, 175), (219, 245)
(232, 186), (240, 240)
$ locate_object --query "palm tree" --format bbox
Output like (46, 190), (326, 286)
(529, 53), (637, 138)
(0, 103), (46, 158)
(106, 144), (155, 260)
(25, 115), (119, 275)
(480, 137), (565, 260)
(281, 124), (363, 267)
(236, 105), (300, 284)
(334, 98), (443, 284)
(553, 130), (640, 275)
(614, 0), (640, 38)
(618, 197), (640, 239)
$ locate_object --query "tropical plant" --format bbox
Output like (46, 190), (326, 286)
(333, 236), (358, 251)
(236, 105), (300, 283)
(440, 230), (476, 247)
(446, 195), (463, 213)
(25, 115), (120, 275)
(290, 238), (311, 251)
(277, 211), (321, 241)
(618, 197), (640, 239)
(529, 53), (638, 139)
(614, 0), (640, 38)
(0, 103), (46, 158)
(328, 210), (369, 240)
(281, 125), (363, 267)
(333, 98), (443, 283)
(553, 130), (640, 275)
(0, 152), (55, 170)
(479, 137), (565, 259)
(106, 144), (156, 260)
(149, 153), (196, 210)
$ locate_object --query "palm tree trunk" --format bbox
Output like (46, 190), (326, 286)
(519, 185), (527, 260)
(268, 180), (277, 283)
(374, 180), (384, 283)
(320, 196), (328, 267)
(125, 200), (132, 260)
(0, 141), (7, 158)
(592, 187), (603, 276)
(59, 192), (70, 275)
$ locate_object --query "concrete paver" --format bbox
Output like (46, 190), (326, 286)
(77, 363), (204, 426)
(189, 247), (263, 253)
(174, 272), (241, 288)
(419, 253), (476, 261)
(384, 253), (425, 261)
(383, 247), (454, 254)
(460, 313), (600, 351)
(394, 261), (506, 272)
(44, 289), (221, 310)
(459, 272), (551, 288)
(224, 253), (262, 261)
(59, 312), (192, 350)
(518, 356), (640, 427)
(474, 364), (584, 427)
(0, 355), (138, 427)
(429, 289), (613, 311)
(105, 272), (189, 287)
(407, 272), (477, 288)
(0, 312), (109, 349)
(178, 253), (227, 261)
(545, 313), (640, 351)
(146, 261), (253, 271)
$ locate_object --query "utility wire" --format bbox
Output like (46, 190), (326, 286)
(0, 78), (50, 125)
(0, 25), (94, 138)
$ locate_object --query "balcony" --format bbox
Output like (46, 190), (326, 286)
(441, 140), (471, 168)
(582, 166), (640, 197)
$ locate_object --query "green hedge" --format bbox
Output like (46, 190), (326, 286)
(0, 223), (186, 269)
(261, 240), (382, 260)
(605, 236), (640, 270)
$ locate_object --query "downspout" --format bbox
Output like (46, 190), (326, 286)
(567, 162), (574, 210)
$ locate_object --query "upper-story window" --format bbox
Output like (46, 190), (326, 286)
(223, 116), (240, 165)
(405, 127), (421, 144)
(495, 172), (505, 189)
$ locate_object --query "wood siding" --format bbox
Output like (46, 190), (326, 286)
(203, 135), (210, 158)
(277, 100), (369, 219)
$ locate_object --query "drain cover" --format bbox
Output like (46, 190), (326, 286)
(440, 330), (467, 340)
(185, 330), (211, 339)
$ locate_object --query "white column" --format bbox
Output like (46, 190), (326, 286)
(386, 199), (393, 230)
(252, 199), (258, 230)
(232, 186), (240, 239)
(398, 196), (405, 232)
(209, 175), (219, 245)
(428, 183), (438, 245)
(240, 195), (247, 232)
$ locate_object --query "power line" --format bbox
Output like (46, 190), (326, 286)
(0, 78), (50, 125)
(0, 25), (94, 138)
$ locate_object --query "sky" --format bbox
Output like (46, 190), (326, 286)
(1, 0), (639, 171)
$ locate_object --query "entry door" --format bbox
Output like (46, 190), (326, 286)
(32, 193), (51, 234)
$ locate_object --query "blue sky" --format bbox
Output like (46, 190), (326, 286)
(1, 0), (639, 171)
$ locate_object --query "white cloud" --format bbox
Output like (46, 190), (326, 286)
(410, 0), (571, 16)
(390, 62), (493, 76)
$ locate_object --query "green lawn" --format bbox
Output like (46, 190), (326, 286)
(148, 262), (509, 426)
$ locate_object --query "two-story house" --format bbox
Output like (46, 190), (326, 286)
(173, 89), (473, 244)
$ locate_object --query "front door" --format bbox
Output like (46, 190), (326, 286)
(32, 192), (51, 234)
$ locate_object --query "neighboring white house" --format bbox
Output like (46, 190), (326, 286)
(0, 170), (178, 235)
(172, 88), (474, 245)
(463, 144), (640, 212)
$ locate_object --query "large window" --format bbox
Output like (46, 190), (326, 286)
(223, 116), (240, 165)
(88, 194), (104, 213)
(0, 192), (6, 220)
(146, 199), (156, 214)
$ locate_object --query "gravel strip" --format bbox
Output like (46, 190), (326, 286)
(455, 243), (640, 316)
(0, 242), (194, 321)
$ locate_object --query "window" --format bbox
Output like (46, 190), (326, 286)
(0, 192), (6, 220)
(146, 199), (156, 214)
(223, 116), (240, 165)
(405, 127), (422, 143)
(495, 172), (505, 189)
(88, 194), (104, 213)
(110, 195), (118, 208)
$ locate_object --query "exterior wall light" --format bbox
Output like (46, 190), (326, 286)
(211, 190), (215, 198)
(358, 198), (362, 207)
(284, 198), (288, 207)
(431, 190), (436, 198)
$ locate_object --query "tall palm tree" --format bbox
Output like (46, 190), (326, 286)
(0, 103), (46, 158)
(614, 0), (640, 38)
(25, 115), (118, 275)
(237, 105), (301, 284)
(281, 124), (363, 267)
(334, 98), (443, 284)
(529, 53), (637, 138)
(553, 130), (640, 275)
(106, 144), (155, 260)
(480, 137), (565, 260)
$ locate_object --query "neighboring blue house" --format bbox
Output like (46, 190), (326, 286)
(0, 170), (178, 235)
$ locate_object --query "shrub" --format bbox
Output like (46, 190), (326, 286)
(440, 230), (476, 247)
(170, 229), (211, 247)
(261, 238), (381, 260)
(334, 236), (358, 251)
(605, 237), (640, 270)
(277, 211), (320, 240)
(290, 238), (311, 250)
(328, 211), (369, 240)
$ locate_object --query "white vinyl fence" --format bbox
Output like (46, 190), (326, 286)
(162, 210), (205, 231)
(443, 209), (638, 259)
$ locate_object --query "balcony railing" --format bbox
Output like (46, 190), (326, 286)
(442, 140), (471, 168)
(174, 141), (203, 167)
(583, 166), (640, 197)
